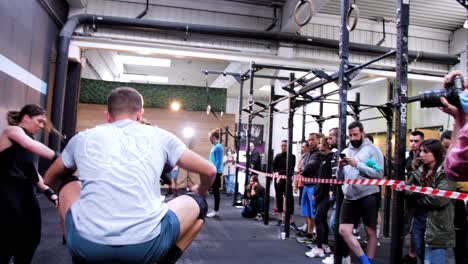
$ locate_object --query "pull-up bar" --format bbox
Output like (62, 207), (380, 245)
(201, 70), (291, 81)
(294, 50), (396, 96)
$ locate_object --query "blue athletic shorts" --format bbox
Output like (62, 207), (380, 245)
(169, 169), (179, 179)
(66, 209), (180, 264)
(301, 184), (316, 218)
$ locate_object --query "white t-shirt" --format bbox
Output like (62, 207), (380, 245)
(61, 119), (186, 245)
(223, 153), (236, 176)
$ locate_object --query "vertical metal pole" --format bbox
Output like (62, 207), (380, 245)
(391, 1), (409, 263)
(335, 0), (351, 263)
(233, 78), (244, 206)
(264, 84), (275, 225)
(225, 126), (229, 147)
(284, 73), (295, 238)
(245, 63), (255, 188)
(318, 85), (324, 133)
(354, 92), (361, 120)
(62, 61), (82, 147)
(383, 80), (394, 237)
(220, 129), (223, 145)
(302, 104), (306, 142)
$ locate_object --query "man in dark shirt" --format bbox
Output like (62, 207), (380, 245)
(297, 133), (323, 243)
(403, 130), (424, 264)
(249, 142), (262, 174)
(273, 140), (296, 227)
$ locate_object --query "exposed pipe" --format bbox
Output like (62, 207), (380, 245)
(136, 0), (149, 19)
(50, 14), (460, 149)
(376, 18), (386, 46)
(115, 0), (277, 21)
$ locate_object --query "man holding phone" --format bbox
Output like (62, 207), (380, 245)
(338, 121), (384, 264)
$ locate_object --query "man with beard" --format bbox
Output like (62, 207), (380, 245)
(338, 121), (384, 264)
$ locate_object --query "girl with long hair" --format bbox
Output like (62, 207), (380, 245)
(0, 104), (59, 263)
(406, 139), (456, 264)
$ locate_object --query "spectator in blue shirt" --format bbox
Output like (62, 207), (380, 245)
(207, 129), (224, 218)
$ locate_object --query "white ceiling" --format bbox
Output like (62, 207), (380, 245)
(122, 56), (230, 87)
(319, 0), (466, 31)
(81, 0), (466, 102)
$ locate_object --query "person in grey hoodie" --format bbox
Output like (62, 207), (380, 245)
(338, 121), (384, 264)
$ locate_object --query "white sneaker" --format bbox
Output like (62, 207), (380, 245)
(321, 255), (351, 264)
(322, 254), (334, 264)
(299, 224), (307, 231)
(206, 210), (219, 218)
(306, 246), (325, 258)
(322, 244), (331, 254)
(342, 256), (351, 264)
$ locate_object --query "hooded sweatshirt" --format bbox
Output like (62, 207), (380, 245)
(341, 138), (384, 200)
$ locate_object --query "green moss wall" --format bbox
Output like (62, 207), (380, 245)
(79, 79), (226, 112)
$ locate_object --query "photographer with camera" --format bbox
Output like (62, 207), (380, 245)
(435, 71), (468, 182)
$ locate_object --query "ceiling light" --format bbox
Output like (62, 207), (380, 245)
(170, 101), (181, 111)
(362, 69), (444, 82)
(183, 127), (194, 139)
(120, 74), (168, 83)
(116, 55), (171, 67)
(259, 85), (271, 91)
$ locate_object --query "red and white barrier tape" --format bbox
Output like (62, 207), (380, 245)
(236, 164), (468, 201)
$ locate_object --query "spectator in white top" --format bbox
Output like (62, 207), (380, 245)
(223, 147), (236, 195)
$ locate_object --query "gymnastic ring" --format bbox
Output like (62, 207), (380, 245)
(346, 3), (360, 31)
(294, 0), (314, 27)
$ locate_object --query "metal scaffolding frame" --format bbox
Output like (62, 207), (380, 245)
(203, 2), (421, 263)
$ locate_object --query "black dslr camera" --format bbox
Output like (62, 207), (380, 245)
(419, 75), (464, 108)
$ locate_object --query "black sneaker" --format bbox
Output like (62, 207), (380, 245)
(296, 230), (307, 237)
(277, 220), (283, 226)
(290, 222), (300, 232)
(402, 254), (417, 264)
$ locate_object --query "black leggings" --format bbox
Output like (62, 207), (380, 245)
(315, 197), (331, 248)
(274, 179), (294, 214)
(0, 183), (41, 264)
(211, 173), (222, 211)
(298, 186), (304, 206)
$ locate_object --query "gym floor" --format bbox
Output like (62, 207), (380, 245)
(32, 191), (452, 264)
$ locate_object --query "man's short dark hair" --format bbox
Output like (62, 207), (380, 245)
(348, 121), (364, 132)
(107, 87), (143, 117)
(281, 140), (287, 145)
(329, 127), (339, 135)
(210, 129), (220, 139)
(309, 132), (322, 139)
(410, 130), (425, 139)
(440, 130), (452, 141)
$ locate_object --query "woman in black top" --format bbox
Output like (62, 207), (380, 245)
(242, 175), (265, 219)
(306, 137), (333, 258)
(0, 104), (59, 264)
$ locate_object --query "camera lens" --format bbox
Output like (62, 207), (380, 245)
(419, 89), (447, 108)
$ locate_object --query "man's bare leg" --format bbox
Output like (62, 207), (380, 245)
(58, 181), (81, 236)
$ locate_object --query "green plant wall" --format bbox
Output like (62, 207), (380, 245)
(79, 79), (226, 112)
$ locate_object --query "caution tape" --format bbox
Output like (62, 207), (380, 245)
(236, 164), (468, 201)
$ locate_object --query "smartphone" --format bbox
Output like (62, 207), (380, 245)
(339, 153), (346, 159)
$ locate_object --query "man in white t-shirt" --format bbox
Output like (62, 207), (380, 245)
(44, 87), (216, 264)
